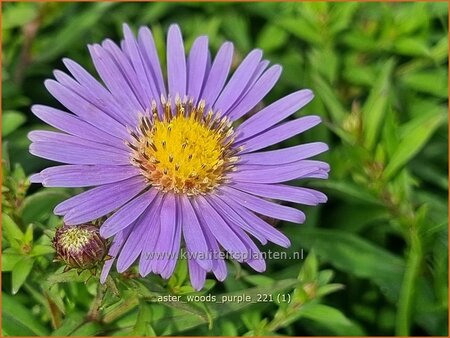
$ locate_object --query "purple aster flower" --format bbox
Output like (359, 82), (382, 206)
(29, 23), (329, 290)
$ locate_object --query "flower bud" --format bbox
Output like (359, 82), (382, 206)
(53, 223), (107, 271)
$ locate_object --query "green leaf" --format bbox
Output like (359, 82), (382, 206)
(30, 244), (55, 257)
(383, 110), (446, 179)
(2, 111), (27, 137)
(301, 303), (365, 335)
(298, 250), (318, 283)
(297, 228), (405, 302)
(313, 74), (346, 122)
(1, 252), (23, 272)
(12, 257), (34, 294)
(2, 213), (24, 248)
(20, 189), (70, 224)
(2, 292), (49, 336)
(362, 59), (395, 150)
(2, 3), (38, 29)
(256, 24), (288, 52)
(132, 303), (157, 336)
(401, 70), (448, 98)
(51, 313), (85, 336)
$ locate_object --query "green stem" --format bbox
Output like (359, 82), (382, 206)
(87, 283), (106, 321)
(395, 228), (422, 336)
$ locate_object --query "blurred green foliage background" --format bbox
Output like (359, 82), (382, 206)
(2, 1), (448, 336)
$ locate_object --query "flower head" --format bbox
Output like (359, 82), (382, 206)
(53, 224), (107, 271)
(29, 24), (329, 290)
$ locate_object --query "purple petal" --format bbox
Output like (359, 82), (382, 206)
(230, 160), (328, 184)
(29, 142), (131, 166)
(100, 189), (158, 238)
(229, 224), (266, 272)
(100, 225), (133, 283)
(187, 36), (209, 102)
(188, 257), (207, 291)
(54, 175), (145, 217)
(193, 196), (248, 259)
(53, 69), (128, 127)
(138, 26), (166, 97)
(29, 173), (43, 183)
(201, 42), (234, 106)
(122, 24), (160, 105)
(161, 196), (182, 279)
(213, 49), (263, 114)
(200, 224), (227, 281)
(236, 89), (314, 141)
(239, 142), (328, 165)
(38, 164), (140, 187)
(88, 44), (143, 124)
(44, 79), (129, 139)
(208, 194), (267, 245)
(227, 64), (282, 121)
(180, 196), (212, 270)
(139, 195), (164, 276)
(238, 116), (322, 153)
(31, 105), (128, 149)
(62, 58), (131, 126)
(232, 182), (327, 205)
(167, 24), (186, 97)
(116, 216), (149, 273)
(219, 186), (305, 224)
(217, 194), (290, 248)
(153, 194), (177, 274)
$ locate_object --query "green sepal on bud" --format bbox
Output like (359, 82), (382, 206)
(52, 223), (109, 273)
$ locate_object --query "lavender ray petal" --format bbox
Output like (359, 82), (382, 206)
(235, 89), (314, 142)
(53, 69), (129, 126)
(193, 196), (248, 259)
(232, 182), (327, 206)
(29, 142), (130, 165)
(54, 175), (145, 215)
(28, 130), (129, 156)
(100, 189), (158, 238)
(238, 142), (328, 165)
(187, 36), (209, 103)
(44, 79), (130, 139)
(230, 161), (328, 184)
(30, 105), (128, 149)
(62, 58), (131, 126)
(227, 64), (282, 121)
(229, 223), (266, 272)
(138, 26), (166, 97)
(237, 116), (322, 153)
(180, 196), (213, 270)
(220, 186), (305, 224)
(102, 39), (149, 110)
(89, 43), (145, 123)
(116, 214), (150, 273)
(200, 224), (228, 281)
(139, 195), (164, 276)
(208, 194), (267, 245)
(153, 194), (177, 274)
(213, 49), (262, 114)
(188, 257), (207, 291)
(39, 164), (140, 188)
(217, 193), (291, 248)
(100, 225), (134, 283)
(167, 24), (187, 97)
(122, 24), (159, 105)
(200, 42), (233, 105)
(161, 196), (183, 279)
(29, 173), (43, 183)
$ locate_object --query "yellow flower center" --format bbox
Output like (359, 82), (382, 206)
(58, 227), (92, 252)
(128, 98), (238, 195)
